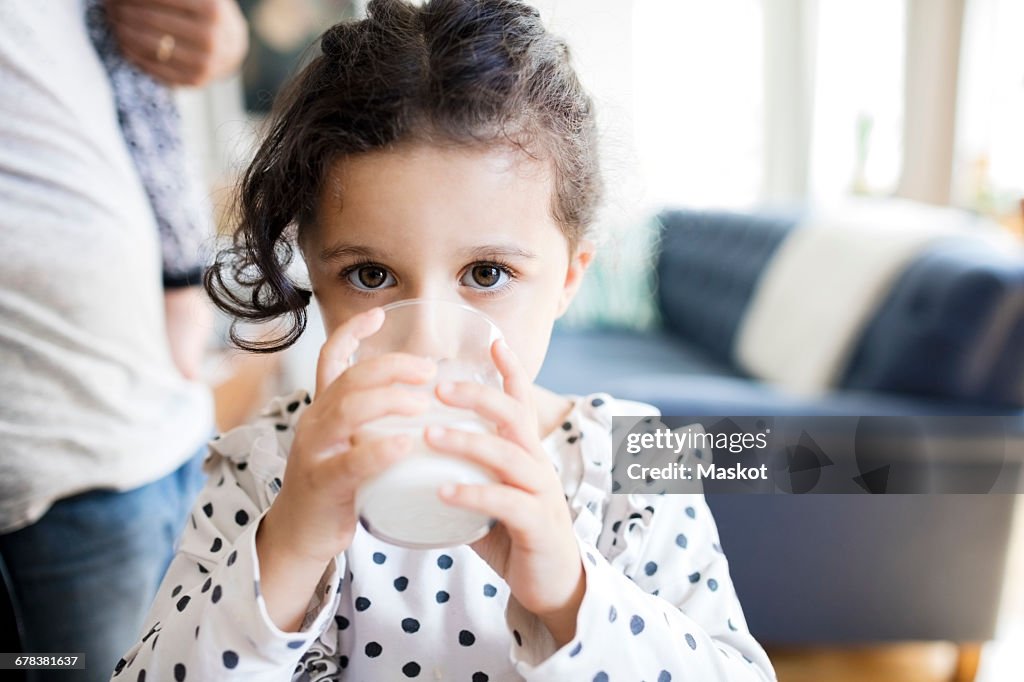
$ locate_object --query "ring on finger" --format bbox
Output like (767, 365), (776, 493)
(156, 34), (176, 63)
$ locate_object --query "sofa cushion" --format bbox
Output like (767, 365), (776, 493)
(536, 328), (738, 397)
(842, 237), (1024, 407)
(655, 209), (797, 367)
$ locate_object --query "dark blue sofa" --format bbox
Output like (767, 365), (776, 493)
(537, 209), (1024, 650)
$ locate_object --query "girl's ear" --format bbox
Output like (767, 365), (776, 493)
(555, 238), (595, 318)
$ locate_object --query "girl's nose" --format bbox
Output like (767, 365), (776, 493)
(391, 299), (464, 361)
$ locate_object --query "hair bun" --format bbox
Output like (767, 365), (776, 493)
(320, 24), (347, 57)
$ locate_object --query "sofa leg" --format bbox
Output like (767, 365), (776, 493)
(952, 643), (983, 682)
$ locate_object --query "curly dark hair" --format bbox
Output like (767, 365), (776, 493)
(205, 0), (603, 352)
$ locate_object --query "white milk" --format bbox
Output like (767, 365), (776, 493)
(355, 363), (500, 548)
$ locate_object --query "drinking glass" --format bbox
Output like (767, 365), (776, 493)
(351, 298), (504, 549)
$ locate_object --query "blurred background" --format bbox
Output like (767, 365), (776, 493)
(178, 1), (1024, 680)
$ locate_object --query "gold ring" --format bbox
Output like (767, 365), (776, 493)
(156, 34), (176, 63)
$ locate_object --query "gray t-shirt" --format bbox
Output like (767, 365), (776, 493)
(0, 0), (214, 533)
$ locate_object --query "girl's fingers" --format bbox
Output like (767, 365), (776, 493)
(424, 426), (546, 493)
(492, 338), (534, 406)
(331, 352), (437, 396)
(315, 308), (385, 397)
(438, 482), (540, 546)
(326, 385), (431, 436)
(327, 433), (415, 484)
(435, 381), (538, 457)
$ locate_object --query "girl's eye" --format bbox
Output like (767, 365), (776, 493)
(461, 264), (510, 290)
(346, 264), (395, 290)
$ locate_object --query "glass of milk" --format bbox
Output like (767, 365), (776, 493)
(351, 298), (504, 549)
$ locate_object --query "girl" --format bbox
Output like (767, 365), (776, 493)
(114, 1), (776, 680)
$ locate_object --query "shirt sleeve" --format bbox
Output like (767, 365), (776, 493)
(505, 491), (777, 682)
(111, 396), (344, 681)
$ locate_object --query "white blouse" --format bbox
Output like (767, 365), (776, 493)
(113, 389), (776, 682)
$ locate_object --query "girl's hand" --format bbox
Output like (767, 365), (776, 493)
(426, 340), (585, 647)
(261, 308), (436, 567)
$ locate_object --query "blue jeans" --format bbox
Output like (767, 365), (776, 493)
(0, 444), (208, 682)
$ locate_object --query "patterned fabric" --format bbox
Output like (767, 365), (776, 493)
(84, 0), (211, 288)
(112, 388), (777, 681)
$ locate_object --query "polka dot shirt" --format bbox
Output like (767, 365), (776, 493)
(112, 389), (776, 682)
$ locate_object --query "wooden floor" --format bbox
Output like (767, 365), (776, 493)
(767, 643), (970, 682)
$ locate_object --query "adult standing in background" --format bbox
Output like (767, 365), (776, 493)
(0, 1), (248, 680)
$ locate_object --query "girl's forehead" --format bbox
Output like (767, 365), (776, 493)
(310, 142), (563, 251)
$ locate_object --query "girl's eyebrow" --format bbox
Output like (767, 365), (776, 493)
(319, 243), (538, 262)
(460, 245), (538, 261)
(319, 244), (379, 262)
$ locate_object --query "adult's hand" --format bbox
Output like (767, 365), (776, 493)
(164, 286), (214, 381)
(107, 0), (249, 87)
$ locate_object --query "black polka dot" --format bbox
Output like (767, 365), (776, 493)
(586, 552), (596, 565)
(137, 670), (146, 682)
(176, 596), (190, 612)
(211, 585), (222, 603)
(287, 640), (304, 649)
(608, 605), (617, 622)
(210, 538), (222, 553)
(222, 651), (238, 669)
(201, 577), (211, 593)
(459, 629), (476, 646)
(114, 658), (126, 674)
(435, 590), (449, 603)
(171, 584), (182, 597)
(675, 533), (688, 548)
(304, 393), (312, 404)
(365, 641), (382, 657)
(287, 401), (300, 413)
(645, 561), (658, 576)
(659, 671), (672, 682)
(355, 596), (371, 611)
(593, 673), (608, 682)
(235, 510), (249, 526)
(472, 673), (489, 682)
(685, 506), (696, 519)
(591, 398), (605, 407)
(567, 435), (578, 444)
(236, 461), (247, 471)
(483, 583), (497, 597)
(513, 629), (522, 646)
(339, 655), (348, 668)
(612, 520), (622, 533)
(569, 642), (582, 657)
(688, 572), (701, 583)
(394, 576), (409, 591)
(275, 423), (287, 431)
(437, 554), (453, 569)
(686, 633), (698, 649)
(630, 614), (645, 635)
(402, 661), (421, 677)
(335, 615), (349, 630)
(173, 663), (186, 681)
(373, 551), (387, 564)
(194, 626), (199, 639)
(708, 578), (719, 591)
(202, 503), (213, 517)
(401, 617), (420, 633)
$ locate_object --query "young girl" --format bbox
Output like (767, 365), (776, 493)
(114, 1), (776, 680)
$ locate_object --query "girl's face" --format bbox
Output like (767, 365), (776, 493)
(302, 141), (593, 380)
